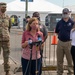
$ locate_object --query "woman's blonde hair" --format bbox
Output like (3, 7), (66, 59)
(26, 17), (39, 31)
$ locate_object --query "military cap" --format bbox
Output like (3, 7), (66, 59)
(0, 2), (6, 7)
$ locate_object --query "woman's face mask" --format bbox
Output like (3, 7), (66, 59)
(30, 25), (38, 30)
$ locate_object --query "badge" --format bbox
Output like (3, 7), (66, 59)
(68, 23), (71, 26)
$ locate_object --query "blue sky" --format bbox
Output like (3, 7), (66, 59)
(1, 0), (75, 7)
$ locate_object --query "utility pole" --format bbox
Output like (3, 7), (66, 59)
(25, 0), (28, 18)
(23, 0), (28, 31)
(63, 0), (64, 8)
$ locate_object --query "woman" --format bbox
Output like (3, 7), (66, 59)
(70, 25), (75, 75)
(21, 17), (43, 75)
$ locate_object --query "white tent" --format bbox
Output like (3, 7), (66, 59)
(6, 0), (63, 27)
(7, 0), (63, 13)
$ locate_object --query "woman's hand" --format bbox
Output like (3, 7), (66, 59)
(22, 41), (29, 48)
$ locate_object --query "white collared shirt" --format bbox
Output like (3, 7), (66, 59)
(70, 29), (75, 46)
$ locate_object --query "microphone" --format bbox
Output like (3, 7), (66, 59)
(28, 38), (32, 44)
(38, 35), (42, 42)
(28, 38), (33, 49)
(36, 35), (42, 46)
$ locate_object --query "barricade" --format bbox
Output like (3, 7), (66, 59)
(10, 29), (68, 74)
(42, 31), (68, 71)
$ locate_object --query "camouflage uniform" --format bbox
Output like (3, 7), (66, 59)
(0, 2), (11, 74)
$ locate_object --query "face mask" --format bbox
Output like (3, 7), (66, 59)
(1, 9), (6, 13)
(62, 14), (69, 18)
(30, 25), (38, 30)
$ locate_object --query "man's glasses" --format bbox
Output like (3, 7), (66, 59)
(63, 12), (68, 14)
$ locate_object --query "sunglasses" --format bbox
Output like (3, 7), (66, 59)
(63, 12), (68, 14)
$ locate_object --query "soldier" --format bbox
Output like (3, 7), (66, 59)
(0, 2), (11, 75)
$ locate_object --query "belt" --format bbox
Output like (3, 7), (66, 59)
(60, 39), (71, 42)
(0, 40), (9, 42)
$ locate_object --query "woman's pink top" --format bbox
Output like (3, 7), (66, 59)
(21, 30), (43, 60)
